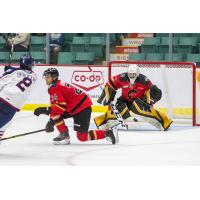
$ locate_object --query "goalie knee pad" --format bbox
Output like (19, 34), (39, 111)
(116, 103), (131, 120)
(130, 98), (151, 114)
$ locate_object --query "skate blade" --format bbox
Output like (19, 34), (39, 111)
(115, 131), (119, 144)
(106, 132), (119, 144)
(106, 137), (112, 142)
(53, 140), (71, 145)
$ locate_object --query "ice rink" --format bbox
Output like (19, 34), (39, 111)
(0, 111), (200, 166)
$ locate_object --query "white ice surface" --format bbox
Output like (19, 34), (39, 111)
(0, 111), (200, 166)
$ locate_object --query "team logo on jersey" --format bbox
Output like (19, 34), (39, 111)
(71, 66), (104, 91)
(128, 89), (138, 100)
(51, 94), (58, 102)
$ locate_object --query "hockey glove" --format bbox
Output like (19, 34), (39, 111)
(45, 119), (54, 133)
(34, 107), (51, 116)
(4, 65), (11, 72)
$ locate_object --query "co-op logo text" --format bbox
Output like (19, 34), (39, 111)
(71, 66), (104, 91)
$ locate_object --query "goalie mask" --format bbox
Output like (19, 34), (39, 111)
(127, 65), (140, 84)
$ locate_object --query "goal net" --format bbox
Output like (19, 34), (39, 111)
(108, 61), (200, 126)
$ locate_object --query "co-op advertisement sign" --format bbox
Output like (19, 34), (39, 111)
(71, 66), (105, 91)
(0, 65), (108, 105)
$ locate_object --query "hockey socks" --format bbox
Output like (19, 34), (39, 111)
(76, 130), (118, 144)
(76, 130), (106, 141)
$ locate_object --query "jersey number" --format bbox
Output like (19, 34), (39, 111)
(16, 77), (32, 92)
(74, 88), (82, 95)
(66, 83), (82, 95)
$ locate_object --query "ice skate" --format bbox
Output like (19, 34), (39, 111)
(105, 129), (119, 144)
(53, 132), (70, 145)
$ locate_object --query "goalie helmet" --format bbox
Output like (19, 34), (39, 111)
(43, 68), (59, 81)
(127, 64), (140, 84)
(19, 54), (34, 70)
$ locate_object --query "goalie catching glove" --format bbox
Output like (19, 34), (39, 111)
(143, 85), (162, 105)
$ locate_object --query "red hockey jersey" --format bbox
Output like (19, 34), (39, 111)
(107, 73), (152, 102)
(48, 80), (92, 116)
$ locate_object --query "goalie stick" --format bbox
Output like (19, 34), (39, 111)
(110, 102), (128, 129)
(88, 66), (128, 130)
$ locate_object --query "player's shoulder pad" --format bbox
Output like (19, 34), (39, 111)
(3, 66), (20, 75)
(119, 73), (129, 82)
(136, 74), (151, 85)
(23, 69), (38, 78)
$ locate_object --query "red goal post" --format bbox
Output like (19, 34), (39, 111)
(108, 61), (200, 126)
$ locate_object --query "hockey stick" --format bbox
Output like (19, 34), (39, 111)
(8, 41), (14, 66)
(0, 129), (46, 141)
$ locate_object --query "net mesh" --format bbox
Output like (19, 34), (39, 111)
(109, 61), (199, 125)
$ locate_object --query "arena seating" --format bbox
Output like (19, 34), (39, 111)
(137, 33), (200, 64)
(58, 52), (76, 64)
(129, 53), (145, 61)
(163, 53), (184, 61)
(0, 36), (6, 49)
(74, 52), (94, 64)
(30, 36), (46, 51)
(0, 51), (8, 63)
(1, 33), (200, 65)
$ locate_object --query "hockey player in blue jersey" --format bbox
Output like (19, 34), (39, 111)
(0, 54), (37, 139)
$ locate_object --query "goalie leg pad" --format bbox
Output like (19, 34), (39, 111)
(130, 99), (173, 130)
(94, 110), (116, 128)
(155, 110), (173, 131)
(116, 103), (131, 120)
(94, 102), (131, 129)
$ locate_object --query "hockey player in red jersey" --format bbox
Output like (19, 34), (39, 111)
(34, 68), (118, 145)
(95, 64), (173, 131)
